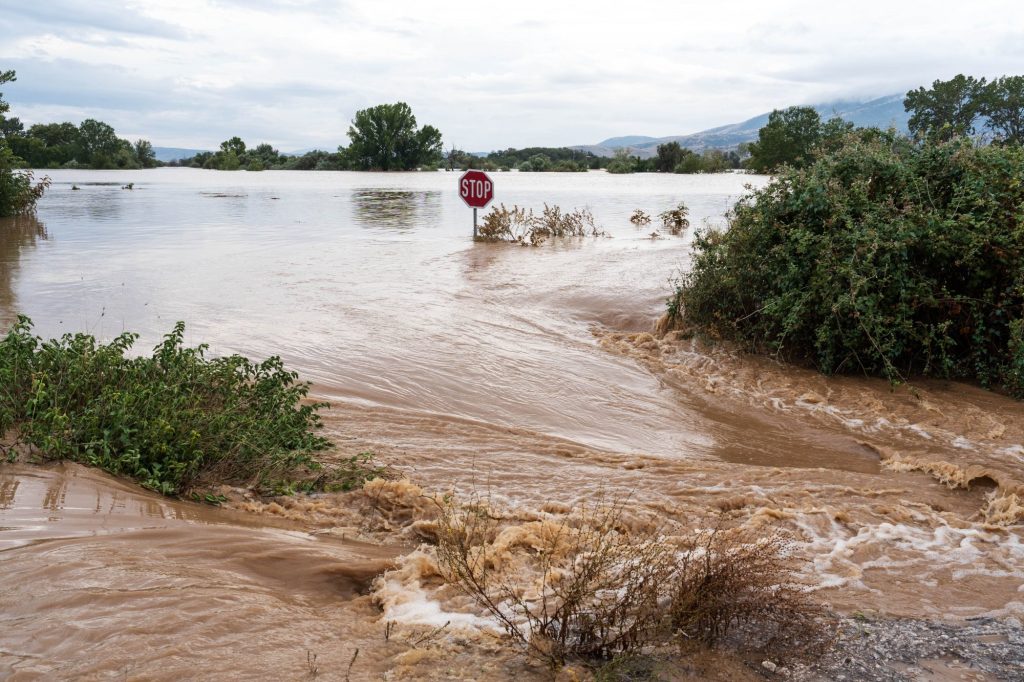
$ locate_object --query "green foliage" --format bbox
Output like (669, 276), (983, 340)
(982, 75), (1024, 145)
(133, 139), (157, 168)
(904, 74), (988, 142)
(476, 146), (597, 171)
(0, 317), (334, 494)
(746, 106), (824, 172)
(606, 147), (638, 174)
(0, 147), (50, 216)
(672, 133), (1024, 395)
(346, 102), (442, 171)
(0, 71), (49, 215)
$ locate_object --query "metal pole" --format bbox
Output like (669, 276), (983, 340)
(473, 207), (477, 239)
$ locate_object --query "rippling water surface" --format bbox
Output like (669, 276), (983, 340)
(3, 168), (1023, 680)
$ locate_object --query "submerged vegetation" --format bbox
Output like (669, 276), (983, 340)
(434, 494), (834, 670)
(668, 131), (1024, 395)
(0, 70), (49, 215)
(477, 203), (606, 245)
(0, 316), (350, 494)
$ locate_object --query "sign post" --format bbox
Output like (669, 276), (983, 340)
(458, 170), (494, 238)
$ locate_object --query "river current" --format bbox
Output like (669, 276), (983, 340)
(1, 168), (1022, 679)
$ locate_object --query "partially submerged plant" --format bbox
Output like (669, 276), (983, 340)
(658, 202), (690, 235)
(435, 494), (675, 668)
(477, 203), (606, 245)
(670, 524), (835, 660)
(433, 493), (835, 670)
(630, 209), (652, 226)
(0, 316), (346, 495)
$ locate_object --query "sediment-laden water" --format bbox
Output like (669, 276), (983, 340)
(2, 168), (1022, 679)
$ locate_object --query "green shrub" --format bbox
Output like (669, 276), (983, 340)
(0, 317), (332, 494)
(671, 133), (1024, 395)
(0, 146), (49, 216)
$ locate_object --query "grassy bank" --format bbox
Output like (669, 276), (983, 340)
(666, 133), (1024, 395)
(0, 316), (381, 495)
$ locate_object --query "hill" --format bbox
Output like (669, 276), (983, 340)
(574, 95), (909, 158)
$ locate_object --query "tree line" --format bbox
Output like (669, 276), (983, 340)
(174, 102), (443, 171)
(746, 73), (1024, 173)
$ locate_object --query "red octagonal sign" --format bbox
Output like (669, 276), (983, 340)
(458, 170), (494, 209)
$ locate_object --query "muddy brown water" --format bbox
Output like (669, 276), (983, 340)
(2, 169), (1023, 679)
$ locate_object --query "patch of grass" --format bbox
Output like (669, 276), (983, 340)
(0, 316), (337, 495)
(477, 203), (606, 245)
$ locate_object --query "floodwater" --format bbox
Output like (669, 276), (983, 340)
(2, 168), (1023, 679)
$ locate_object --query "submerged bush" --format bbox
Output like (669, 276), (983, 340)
(478, 203), (605, 245)
(0, 146), (49, 216)
(658, 202), (690, 235)
(434, 494), (833, 669)
(670, 133), (1024, 395)
(0, 316), (333, 494)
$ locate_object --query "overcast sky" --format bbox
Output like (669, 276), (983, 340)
(2, 0), (1023, 151)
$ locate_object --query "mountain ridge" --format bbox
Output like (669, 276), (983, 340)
(579, 95), (909, 159)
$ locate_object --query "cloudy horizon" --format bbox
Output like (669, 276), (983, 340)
(2, 0), (1023, 152)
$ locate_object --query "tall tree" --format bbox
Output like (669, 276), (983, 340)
(133, 139), (157, 168)
(346, 102), (442, 170)
(77, 119), (122, 168)
(746, 106), (823, 172)
(981, 75), (1024, 146)
(654, 141), (686, 172)
(904, 74), (988, 141)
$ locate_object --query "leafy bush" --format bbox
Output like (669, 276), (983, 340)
(670, 133), (1024, 395)
(478, 203), (605, 245)
(0, 316), (332, 494)
(0, 146), (49, 216)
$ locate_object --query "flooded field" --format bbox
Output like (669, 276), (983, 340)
(2, 168), (1023, 679)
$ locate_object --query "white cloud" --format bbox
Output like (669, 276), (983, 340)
(2, 0), (1023, 150)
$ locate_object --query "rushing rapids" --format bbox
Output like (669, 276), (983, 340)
(2, 169), (1022, 679)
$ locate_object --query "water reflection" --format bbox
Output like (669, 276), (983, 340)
(352, 189), (441, 230)
(0, 214), (47, 321)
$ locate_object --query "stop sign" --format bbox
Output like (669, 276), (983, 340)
(458, 170), (494, 209)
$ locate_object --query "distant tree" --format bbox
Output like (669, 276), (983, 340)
(746, 106), (823, 172)
(133, 139), (157, 168)
(606, 147), (636, 174)
(246, 142), (282, 170)
(220, 136), (246, 156)
(700, 149), (729, 173)
(346, 102), (443, 170)
(672, 149), (703, 174)
(981, 75), (1024, 145)
(654, 141), (686, 172)
(77, 119), (122, 168)
(904, 74), (988, 141)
